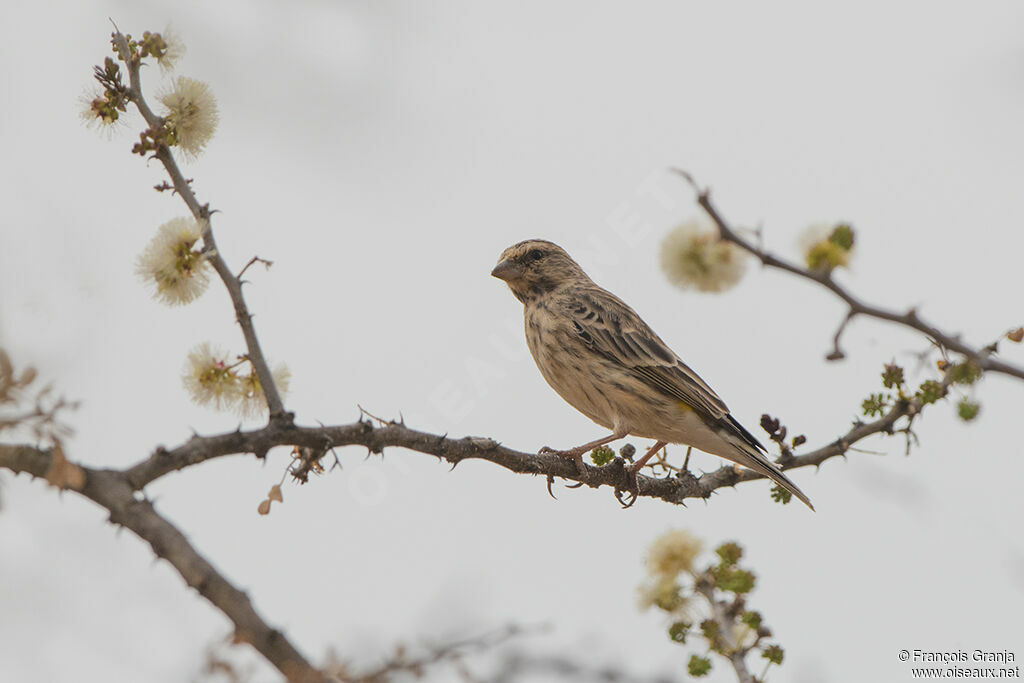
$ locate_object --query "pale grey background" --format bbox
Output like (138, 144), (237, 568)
(2, 1), (1023, 681)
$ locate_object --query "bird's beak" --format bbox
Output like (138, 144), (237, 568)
(490, 259), (522, 282)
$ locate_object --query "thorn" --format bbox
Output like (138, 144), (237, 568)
(546, 475), (558, 500)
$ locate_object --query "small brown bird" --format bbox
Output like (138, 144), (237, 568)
(491, 239), (813, 509)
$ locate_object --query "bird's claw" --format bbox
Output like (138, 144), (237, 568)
(615, 463), (642, 508)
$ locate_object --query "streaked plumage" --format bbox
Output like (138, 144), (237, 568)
(492, 239), (813, 510)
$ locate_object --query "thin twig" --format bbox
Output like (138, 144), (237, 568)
(694, 578), (756, 683)
(111, 31), (288, 422)
(671, 169), (1024, 382)
(237, 256), (273, 281)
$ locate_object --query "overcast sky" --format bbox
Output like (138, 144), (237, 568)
(2, 1), (1024, 681)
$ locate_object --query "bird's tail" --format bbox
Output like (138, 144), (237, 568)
(718, 416), (815, 511)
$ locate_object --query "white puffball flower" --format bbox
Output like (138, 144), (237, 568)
(637, 576), (690, 615)
(159, 76), (219, 158)
(646, 529), (704, 579)
(798, 222), (855, 274)
(660, 220), (747, 293)
(182, 343), (243, 411)
(78, 88), (124, 135)
(236, 363), (291, 419)
(155, 28), (186, 72)
(135, 217), (212, 305)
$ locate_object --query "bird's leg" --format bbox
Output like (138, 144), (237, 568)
(540, 429), (629, 478)
(618, 440), (667, 508)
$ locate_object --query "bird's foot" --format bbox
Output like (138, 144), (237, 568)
(539, 446), (590, 481)
(615, 461), (643, 508)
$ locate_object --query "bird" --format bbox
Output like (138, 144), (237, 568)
(491, 239), (813, 510)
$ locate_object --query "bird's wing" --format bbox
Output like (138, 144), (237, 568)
(561, 287), (731, 421)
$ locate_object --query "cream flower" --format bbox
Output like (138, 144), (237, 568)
(731, 623), (759, 650)
(135, 217), (212, 305)
(182, 343), (243, 411)
(78, 89), (122, 130)
(660, 220), (746, 293)
(646, 529), (703, 578)
(159, 76), (219, 158)
(236, 363), (291, 419)
(152, 29), (186, 72)
(798, 222), (855, 273)
(637, 576), (689, 614)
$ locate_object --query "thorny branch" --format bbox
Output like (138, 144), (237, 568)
(0, 443), (326, 683)
(332, 625), (527, 683)
(672, 169), (1024, 381)
(1, 381), (929, 511)
(491, 653), (677, 683)
(111, 30), (288, 422)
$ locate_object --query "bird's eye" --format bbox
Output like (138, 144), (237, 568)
(528, 249), (544, 262)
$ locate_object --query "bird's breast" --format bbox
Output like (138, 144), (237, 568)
(523, 303), (620, 430)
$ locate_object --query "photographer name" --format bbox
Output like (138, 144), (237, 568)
(913, 650), (1016, 664)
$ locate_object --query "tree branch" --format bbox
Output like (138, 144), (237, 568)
(693, 578), (756, 683)
(111, 30), (288, 421)
(0, 444), (325, 683)
(672, 169), (1024, 381)
(112, 388), (930, 508)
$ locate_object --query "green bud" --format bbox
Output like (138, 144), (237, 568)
(957, 398), (980, 422)
(715, 542), (743, 566)
(687, 654), (712, 677)
(713, 565), (756, 594)
(805, 241), (848, 272)
(668, 621), (689, 643)
(861, 393), (889, 417)
(699, 620), (723, 652)
(917, 380), (946, 405)
(881, 363), (905, 389)
(829, 223), (855, 250)
(590, 445), (615, 466)
(762, 645), (785, 665)
(948, 361), (982, 385)
(770, 485), (792, 505)
(741, 611), (763, 630)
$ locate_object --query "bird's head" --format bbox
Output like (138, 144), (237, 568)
(491, 240), (587, 303)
